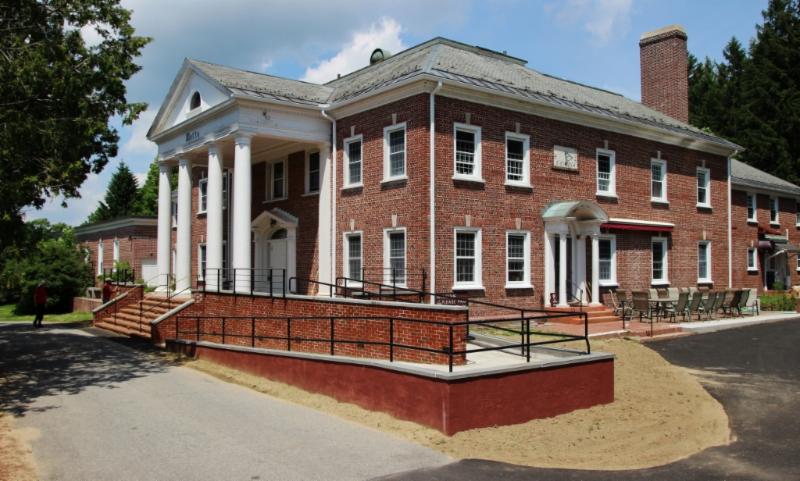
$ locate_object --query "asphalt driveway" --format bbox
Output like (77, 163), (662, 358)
(0, 323), (449, 481)
(380, 319), (800, 481)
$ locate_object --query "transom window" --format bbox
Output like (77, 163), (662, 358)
(383, 124), (406, 181)
(345, 233), (362, 281)
(698, 241), (712, 283)
(384, 229), (406, 285)
(651, 237), (668, 284)
(306, 151), (320, 194)
(651, 158), (667, 202)
(505, 133), (530, 186)
(506, 231), (530, 287)
(747, 247), (757, 271)
(697, 167), (710, 207)
(453, 124), (482, 181)
(454, 229), (482, 289)
(596, 149), (616, 196)
(344, 136), (363, 187)
(746, 193), (756, 222)
(598, 235), (617, 286)
(770, 197), (779, 224)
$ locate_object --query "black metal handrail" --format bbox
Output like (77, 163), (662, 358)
(199, 268), (287, 298)
(102, 267), (136, 285)
(172, 312), (590, 372)
(336, 276), (425, 303)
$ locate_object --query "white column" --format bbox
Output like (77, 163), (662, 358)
(543, 232), (553, 306)
(558, 234), (568, 307)
(591, 234), (601, 305)
(316, 143), (333, 295)
(156, 163), (172, 290)
(206, 144), (223, 291)
(232, 134), (253, 292)
(175, 157), (192, 293)
(577, 235), (587, 303)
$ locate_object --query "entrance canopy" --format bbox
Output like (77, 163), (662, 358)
(542, 200), (609, 223)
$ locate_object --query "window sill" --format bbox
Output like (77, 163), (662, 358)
(651, 199), (669, 205)
(301, 191), (320, 197)
(505, 283), (533, 290)
(263, 197), (288, 204)
(747, 268), (759, 273)
(452, 284), (485, 291)
(382, 176), (408, 185)
(452, 175), (485, 184)
(747, 220), (758, 225)
(651, 280), (670, 286)
(196, 211), (207, 217)
(770, 222), (780, 227)
(598, 281), (618, 287)
(696, 203), (712, 210)
(697, 279), (713, 285)
(596, 192), (617, 199)
(342, 183), (363, 191)
(504, 181), (532, 189)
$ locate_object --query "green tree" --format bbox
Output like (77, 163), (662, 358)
(86, 161), (140, 223)
(0, 0), (150, 236)
(134, 160), (160, 216)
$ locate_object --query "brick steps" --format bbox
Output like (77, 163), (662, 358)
(547, 306), (623, 325)
(94, 292), (187, 340)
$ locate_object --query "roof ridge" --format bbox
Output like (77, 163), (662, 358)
(189, 58), (331, 89)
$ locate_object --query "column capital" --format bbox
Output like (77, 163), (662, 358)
(234, 133), (254, 145)
(178, 157), (192, 167)
(206, 142), (221, 156)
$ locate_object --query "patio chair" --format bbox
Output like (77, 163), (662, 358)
(667, 287), (680, 299)
(687, 291), (704, 320)
(632, 291), (654, 322)
(735, 289), (750, 317)
(711, 291), (726, 318)
(743, 288), (760, 315)
(607, 290), (632, 321)
(722, 290), (743, 317)
(699, 291), (718, 320)
(662, 291), (690, 322)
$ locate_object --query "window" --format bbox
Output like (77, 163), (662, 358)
(747, 248), (758, 272)
(171, 192), (178, 226)
(112, 239), (120, 266)
(190, 91), (201, 110)
(453, 123), (482, 181)
(651, 158), (667, 202)
(596, 149), (616, 196)
(222, 171), (229, 209)
(770, 197), (779, 225)
(267, 160), (287, 201)
(505, 133), (530, 187)
(796, 254), (800, 272)
(97, 241), (103, 275)
(696, 167), (711, 208)
(651, 237), (669, 284)
(454, 228), (482, 289)
(796, 202), (800, 227)
(198, 177), (208, 213)
(306, 151), (320, 194)
(383, 123), (406, 181)
(198, 244), (207, 280)
(506, 231), (531, 287)
(746, 193), (757, 222)
(698, 241), (712, 283)
(343, 135), (363, 187)
(384, 229), (406, 285)
(344, 233), (362, 281)
(598, 236), (617, 286)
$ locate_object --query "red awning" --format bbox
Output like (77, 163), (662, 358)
(601, 222), (673, 232)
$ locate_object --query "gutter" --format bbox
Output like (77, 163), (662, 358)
(429, 81), (443, 303)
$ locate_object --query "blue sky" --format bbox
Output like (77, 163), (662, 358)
(24, 0), (768, 226)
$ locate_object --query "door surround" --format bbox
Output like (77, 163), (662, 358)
(252, 208), (298, 292)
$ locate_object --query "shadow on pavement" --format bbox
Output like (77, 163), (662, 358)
(0, 324), (175, 416)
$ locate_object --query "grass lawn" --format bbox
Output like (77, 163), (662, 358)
(0, 304), (92, 323)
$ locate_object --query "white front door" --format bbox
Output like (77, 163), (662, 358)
(266, 239), (288, 291)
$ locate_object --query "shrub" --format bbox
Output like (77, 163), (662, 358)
(759, 293), (795, 311)
(772, 280), (786, 292)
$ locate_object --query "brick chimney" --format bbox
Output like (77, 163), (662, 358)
(639, 25), (689, 123)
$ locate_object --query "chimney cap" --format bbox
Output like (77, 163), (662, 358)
(640, 24), (687, 42)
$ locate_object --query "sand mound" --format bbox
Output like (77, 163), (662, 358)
(0, 414), (37, 481)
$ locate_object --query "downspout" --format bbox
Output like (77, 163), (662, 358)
(321, 109), (336, 291)
(727, 150), (738, 288)
(429, 81), (443, 303)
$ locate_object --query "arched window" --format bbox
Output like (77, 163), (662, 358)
(271, 228), (287, 240)
(190, 91), (201, 110)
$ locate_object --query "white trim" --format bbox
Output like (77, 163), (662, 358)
(607, 217), (675, 228)
(97, 240), (104, 275)
(383, 122), (407, 182)
(747, 247), (758, 272)
(112, 238), (120, 267)
(266, 158), (288, 202)
(343, 230), (363, 283)
(452, 123), (483, 182)
(504, 132), (531, 187)
(383, 227), (407, 287)
(769, 196), (780, 225)
(651, 237), (669, 285)
(453, 227), (483, 290)
(746, 192), (757, 223)
(198, 243), (207, 280)
(650, 158), (667, 203)
(429, 82), (442, 303)
(698, 240), (712, 284)
(343, 134), (363, 188)
(305, 150), (321, 195)
(198, 176), (208, 214)
(696, 166), (711, 208)
(595, 148), (616, 197)
(597, 234), (617, 287)
(505, 230), (531, 289)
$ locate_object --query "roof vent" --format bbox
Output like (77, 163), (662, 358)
(369, 48), (392, 65)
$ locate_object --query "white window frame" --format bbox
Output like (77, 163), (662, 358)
(504, 132), (531, 188)
(796, 202), (800, 227)
(595, 148), (616, 197)
(343, 231), (363, 283)
(343, 134), (363, 188)
(453, 227), (483, 290)
(650, 158), (667, 203)
(452, 123), (483, 182)
(382, 123), (407, 182)
(383, 227), (407, 286)
(505, 230), (531, 288)
(304, 150), (320, 195)
(112, 238), (120, 267)
(97, 240), (104, 275)
(747, 247), (758, 272)
(696, 166), (711, 208)
(198, 243), (207, 280)
(796, 254), (800, 272)
(198, 176), (208, 214)
(770, 196), (780, 225)
(746, 192), (757, 223)
(651, 237), (669, 285)
(171, 192), (178, 227)
(597, 235), (617, 287)
(266, 158), (288, 202)
(698, 241), (712, 284)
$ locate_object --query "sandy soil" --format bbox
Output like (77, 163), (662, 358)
(0, 414), (38, 481)
(185, 338), (731, 470)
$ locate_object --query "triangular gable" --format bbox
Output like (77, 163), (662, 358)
(147, 59), (232, 139)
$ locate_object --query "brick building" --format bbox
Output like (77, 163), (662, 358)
(74, 217), (158, 285)
(144, 26), (796, 308)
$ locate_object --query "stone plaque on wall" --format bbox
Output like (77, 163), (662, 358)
(553, 145), (578, 171)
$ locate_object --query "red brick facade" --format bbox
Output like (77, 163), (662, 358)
(76, 221), (158, 285)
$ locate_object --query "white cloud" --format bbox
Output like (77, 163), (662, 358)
(546, 0), (633, 43)
(120, 109), (157, 159)
(301, 17), (406, 84)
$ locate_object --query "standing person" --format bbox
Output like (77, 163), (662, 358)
(33, 281), (47, 328)
(102, 279), (113, 303)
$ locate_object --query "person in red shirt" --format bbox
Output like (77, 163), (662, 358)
(102, 280), (113, 304)
(33, 281), (47, 328)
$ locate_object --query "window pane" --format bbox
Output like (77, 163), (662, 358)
(599, 239), (612, 281)
(348, 235), (361, 280)
(506, 138), (524, 182)
(456, 232), (476, 283)
(597, 154), (611, 192)
(698, 244), (708, 279)
(308, 152), (320, 192)
(199, 180), (207, 211)
(456, 233), (475, 257)
(697, 171), (707, 204)
(507, 234), (525, 282)
(652, 241), (664, 280)
(389, 129), (405, 177)
(456, 259), (474, 282)
(388, 232), (405, 283)
(273, 162), (284, 199)
(651, 163), (663, 198)
(747, 195), (755, 219)
(455, 130), (475, 175)
(348, 141), (361, 184)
